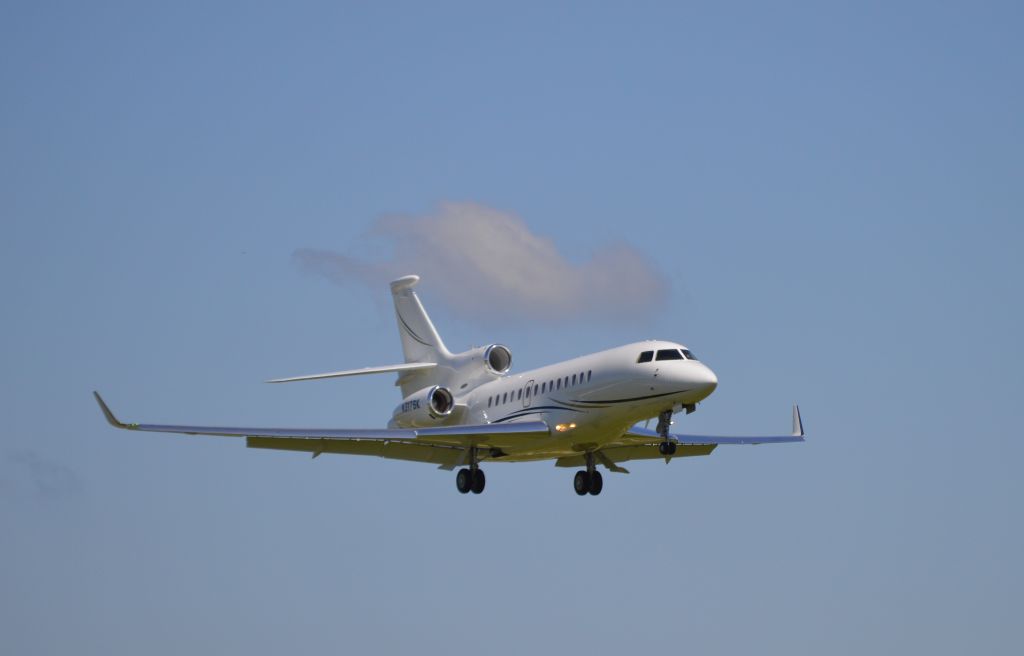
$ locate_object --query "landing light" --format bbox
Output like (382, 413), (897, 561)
(555, 423), (577, 432)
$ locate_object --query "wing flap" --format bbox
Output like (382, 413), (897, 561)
(246, 436), (463, 467)
(555, 444), (716, 468)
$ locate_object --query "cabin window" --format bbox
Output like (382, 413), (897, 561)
(517, 389), (522, 400)
(579, 372), (584, 383)
(681, 349), (698, 360)
(542, 382), (546, 393)
(587, 370), (592, 382)
(564, 376), (569, 388)
(557, 379), (561, 390)
(502, 392), (507, 404)
(572, 374), (577, 386)
(488, 396), (492, 407)
(637, 351), (654, 363)
(656, 349), (685, 361)
(534, 385), (539, 396)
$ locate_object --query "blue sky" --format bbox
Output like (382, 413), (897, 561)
(2, 1), (1022, 653)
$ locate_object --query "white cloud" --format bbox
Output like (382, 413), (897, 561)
(294, 202), (669, 323)
(4, 450), (84, 500)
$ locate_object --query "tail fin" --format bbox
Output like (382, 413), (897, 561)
(390, 275), (451, 364)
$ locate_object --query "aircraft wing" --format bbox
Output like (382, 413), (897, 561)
(555, 405), (805, 472)
(93, 392), (549, 469)
(623, 404), (805, 445)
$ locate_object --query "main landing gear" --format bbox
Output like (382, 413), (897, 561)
(455, 447), (485, 494)
(573, 452), (603, 496)
(456, 467), (485, 494)
(656, 409), (677, 456)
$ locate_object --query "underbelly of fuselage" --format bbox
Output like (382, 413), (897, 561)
(482, 384), (705, 459)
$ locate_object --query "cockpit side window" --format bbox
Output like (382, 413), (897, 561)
(681, 349), (698, 360)
(637, 351), (654, 363)
(656, 349), (684, 361)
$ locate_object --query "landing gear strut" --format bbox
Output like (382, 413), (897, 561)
(656, 409), (677, 456)
(573, 452), (603, 496)
(456, 447), (486, 494)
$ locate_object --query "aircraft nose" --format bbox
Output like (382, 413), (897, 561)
(697, 365), (718, 395)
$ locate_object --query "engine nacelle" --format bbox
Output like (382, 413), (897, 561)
(436, 343), (513, 391)
(483, 344), (512, 375)
(391, 385), (456, 428)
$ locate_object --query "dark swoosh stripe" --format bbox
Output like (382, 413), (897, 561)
(541, 399), (597, 411)
(568, 389), (691, 405)
(552, 398), (610, 409)
(493, 405), (585, 423)
(397, 312), (432, 347)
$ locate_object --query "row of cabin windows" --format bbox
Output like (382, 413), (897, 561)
(636, 348), (698, 363)
(487, 370), (593, 408)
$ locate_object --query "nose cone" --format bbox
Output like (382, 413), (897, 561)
(697, 365), (718, 396)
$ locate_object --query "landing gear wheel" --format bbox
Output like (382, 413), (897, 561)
(471, 468), (486, 494)
(589, 470), (603, 496)
(656, 409), (677, 456)
(574, 470), (590, 496)
(456, 468), (472, 494)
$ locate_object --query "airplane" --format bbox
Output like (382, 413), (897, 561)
(94, 274), (805, 496)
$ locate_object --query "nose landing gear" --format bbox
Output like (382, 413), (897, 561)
(656, 409), (677, 456)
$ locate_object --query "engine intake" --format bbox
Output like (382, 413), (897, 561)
(484, 344), (512, 374)
(427, 385), (454, 417)
(392, 385), (456, 427)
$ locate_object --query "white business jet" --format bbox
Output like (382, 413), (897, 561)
(95, 275), (804, 496)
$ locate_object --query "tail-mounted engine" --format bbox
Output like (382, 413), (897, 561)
(391, 385), (456, 428)
(483, 344), (512, 374)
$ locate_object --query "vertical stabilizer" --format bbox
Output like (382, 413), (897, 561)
(390, 275), (450, 365)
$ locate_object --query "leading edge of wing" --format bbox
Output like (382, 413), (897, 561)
(92, 392), (548, 441)
(266, 362), (436, 384)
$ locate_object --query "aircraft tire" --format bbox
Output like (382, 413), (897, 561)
(589, 470), (603, 496)
(574, 471), (590, 496)
(456, 468), (472, 494)
(471, 469), (486, 494)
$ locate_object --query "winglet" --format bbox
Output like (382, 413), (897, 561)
(93, 391), (128, 429)
(792, 404), (804, 437)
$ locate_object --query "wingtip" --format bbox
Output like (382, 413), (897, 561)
(792, 404), (804, 437)
(93, 391), (126, 429)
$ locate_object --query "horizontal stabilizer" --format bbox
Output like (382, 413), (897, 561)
(266, 362), (436, 384)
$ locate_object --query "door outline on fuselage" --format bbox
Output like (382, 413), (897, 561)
(523, 380), (534, 409)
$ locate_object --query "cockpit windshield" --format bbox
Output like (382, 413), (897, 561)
(639, 348), (699, 363)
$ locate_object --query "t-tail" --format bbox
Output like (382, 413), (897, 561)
(390, 275), (452, 365)
(265, 276), (510, 400)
